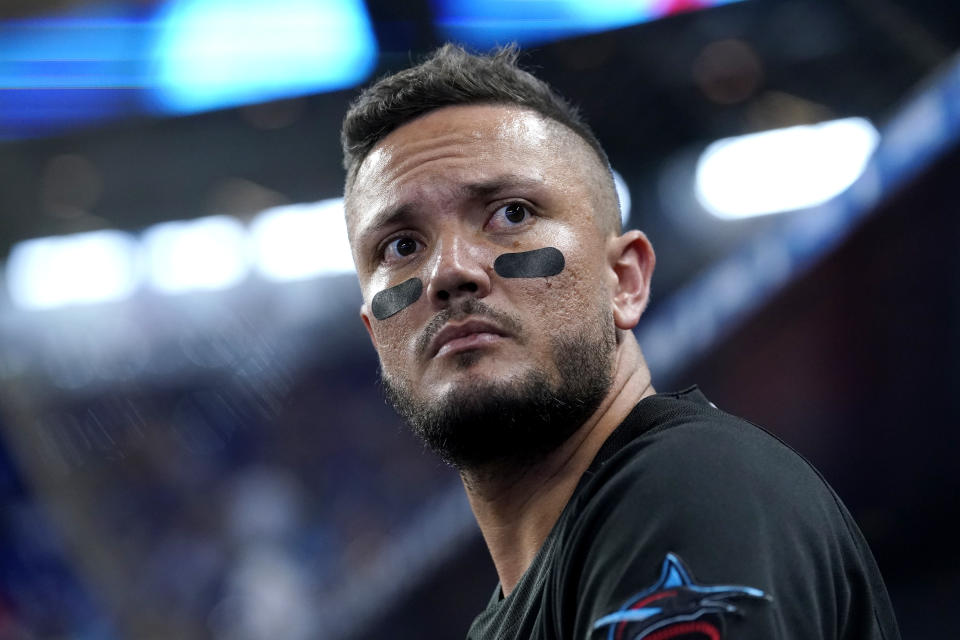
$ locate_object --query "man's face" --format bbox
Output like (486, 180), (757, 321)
(347, 104), (620, 469)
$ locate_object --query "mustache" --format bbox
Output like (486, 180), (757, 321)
(415, 299), (525, 357)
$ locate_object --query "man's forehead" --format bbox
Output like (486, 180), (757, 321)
(361, 105), (554, 175)
(346, 105), (568, 230)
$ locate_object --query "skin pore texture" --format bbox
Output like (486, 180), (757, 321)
(345, 104), (657, 597)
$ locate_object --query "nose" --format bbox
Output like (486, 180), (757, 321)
(425, 234), (491, 307)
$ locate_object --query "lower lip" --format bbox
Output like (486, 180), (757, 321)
(435, 332), (503, 357)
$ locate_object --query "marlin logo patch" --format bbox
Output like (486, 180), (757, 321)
(592, 553), (770, 640)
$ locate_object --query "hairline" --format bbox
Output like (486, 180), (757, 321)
(344, 102), (621, 236)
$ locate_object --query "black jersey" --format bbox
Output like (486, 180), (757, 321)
(466, 387), (901, 640)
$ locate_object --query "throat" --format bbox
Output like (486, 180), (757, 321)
(469, 478), (570, 598)
(461, 420), (596, 597)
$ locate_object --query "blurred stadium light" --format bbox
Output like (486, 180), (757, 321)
(142, 215), (250, 293)
(5, 231), (140, 310)
(3, 199), (357, 310)
(0, 0), (377, 139)
(695, 117), (880, 219)
(434, 0), (744, 48)
(0, 6), (146, 137)
(251, 199), (354, 282)
(150, 0), (377, 114)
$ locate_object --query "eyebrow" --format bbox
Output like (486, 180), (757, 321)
(462, 175), (544, 200)
(363, 174), (546, 237)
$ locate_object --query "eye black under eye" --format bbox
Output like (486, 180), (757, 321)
(505, 203), (528, 223)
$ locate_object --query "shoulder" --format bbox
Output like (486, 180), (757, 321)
(571, 402), (861, 573)
(581, 402), (839, 522)
(548, 402), (870, 639)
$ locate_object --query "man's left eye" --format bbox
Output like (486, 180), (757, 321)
(494, 202), (530, 225)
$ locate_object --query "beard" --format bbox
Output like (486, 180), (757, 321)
(381, 302), (616, 473)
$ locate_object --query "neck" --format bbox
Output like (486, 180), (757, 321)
(461, 335), (654, 597)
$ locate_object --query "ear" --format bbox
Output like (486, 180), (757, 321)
(360, 304), (378, 349)
(607, 230), (656, 330)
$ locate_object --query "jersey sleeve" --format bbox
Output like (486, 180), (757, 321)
(547, 416), (898, 640)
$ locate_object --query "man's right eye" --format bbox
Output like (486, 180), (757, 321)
(383, 236), (421, 261)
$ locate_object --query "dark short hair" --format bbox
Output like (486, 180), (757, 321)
(340, 44), (612, 189)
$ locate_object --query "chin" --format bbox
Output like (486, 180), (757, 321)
(432, 350), (541, 394)
(383, 308), (618, 470)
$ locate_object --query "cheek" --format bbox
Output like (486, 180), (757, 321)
(370, 318), (413, 372)
(524, 252), (605, 327)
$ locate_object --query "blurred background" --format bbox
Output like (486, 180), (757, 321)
(0, 0), (957, 637)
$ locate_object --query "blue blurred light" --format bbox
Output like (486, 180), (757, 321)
(0, 14), (153, 89)
(0, 7), (151, 138)
(0, 0), (377, 139)
(434, 0), (744, 48)
(149, 0), (378, 114)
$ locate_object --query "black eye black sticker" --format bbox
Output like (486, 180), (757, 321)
(494, 247), (565, 278)
(371, 277), (423, 320)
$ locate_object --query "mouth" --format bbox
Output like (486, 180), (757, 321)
(428, 319), (509, 359)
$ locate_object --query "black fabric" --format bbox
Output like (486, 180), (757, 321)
(466, 387), (901, 640)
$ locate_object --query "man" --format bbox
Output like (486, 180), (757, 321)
(341, 45), (900, 639)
